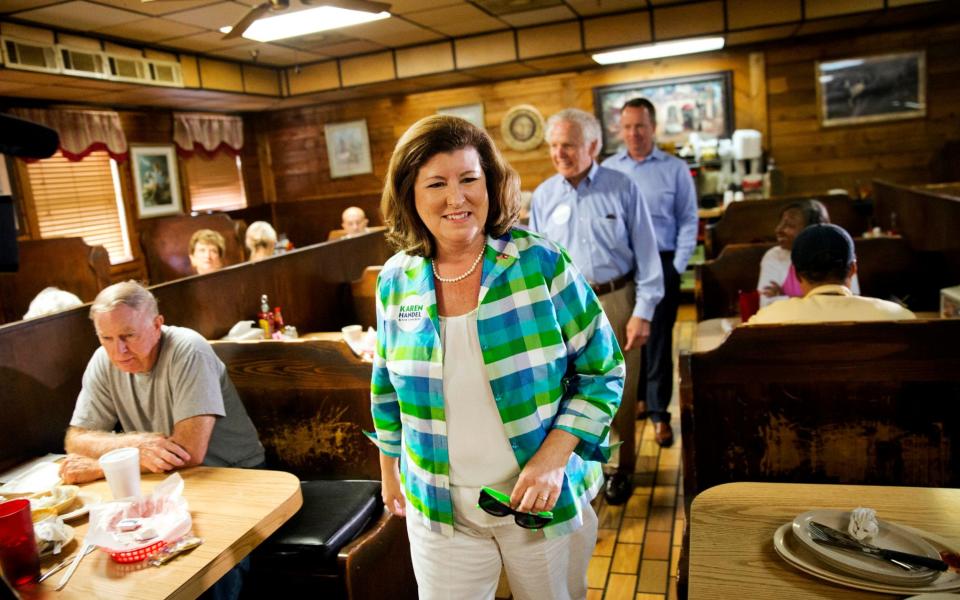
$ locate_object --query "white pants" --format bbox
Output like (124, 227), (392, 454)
(405, 485), (598, 600)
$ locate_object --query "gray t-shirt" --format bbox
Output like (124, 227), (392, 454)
(71, 325), (265, 468)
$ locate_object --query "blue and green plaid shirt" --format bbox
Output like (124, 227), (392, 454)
(367, 228), (624, 538)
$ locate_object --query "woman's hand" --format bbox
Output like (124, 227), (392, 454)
(762, 281), (783, 297)
(510, 430), (579, 513)
(380, 454), (406, 517)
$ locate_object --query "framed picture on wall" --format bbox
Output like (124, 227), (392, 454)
(324, 119), (373, 178)
(131, 145), (182, 218)
(593, 71), (733, 156)
(816, 51), (926, 127)
(437, 103), (485, 129)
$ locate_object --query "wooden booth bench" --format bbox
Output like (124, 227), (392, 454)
(675, 318), (960, 594)
(694, 236), (931, 321)
(213, 338), (415, 600)
(703, 194), (868, 259)
(0, 237), (110, 325)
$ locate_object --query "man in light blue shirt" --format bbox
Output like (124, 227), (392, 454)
(602, 98), (699, 449)
(530, 108), (663, 505)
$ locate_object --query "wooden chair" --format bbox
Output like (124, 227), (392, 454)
(0, 237), (110, 324)
(350, 266), (382, 330)
(138, 213), (246, 284)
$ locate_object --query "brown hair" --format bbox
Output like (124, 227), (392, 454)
(381, 115), (520, 257)
(188, 229), (225, 257)
(621, 97), (657, 123)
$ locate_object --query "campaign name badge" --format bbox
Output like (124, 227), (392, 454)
(397, 295), (426, 332)
(552, 204), (571, 225)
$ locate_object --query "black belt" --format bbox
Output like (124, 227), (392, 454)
(590, 272), (633, 296)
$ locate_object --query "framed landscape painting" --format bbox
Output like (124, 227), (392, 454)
(816, 51), (926, 127)
(131, 145), (181, 218)
(324, 119), (373, 178)
(593, 71), (733, 156)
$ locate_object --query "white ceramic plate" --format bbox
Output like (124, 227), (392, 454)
(59, 492), (101, 521)
(774, 523), (960, 594)
(792, 509), (942, 585)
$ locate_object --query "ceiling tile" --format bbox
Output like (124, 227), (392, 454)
(211, 43), (324, 66)
(404, 5), (507, 36)
(14, 1), (144, 30)
(95, 17), (205, 42)
(163, 1), (250, 30)
(296, 39), (384, 57)
(273, 31), (352, 50)
(345, 17), (444, 46)
(498, 5), (575, 26)
(388, 0), (463, 14)
(160, 30), (251, 52)
(0, 0), (62, 14)
(82, 0), (221, 16)
(564, 0), (647, 17)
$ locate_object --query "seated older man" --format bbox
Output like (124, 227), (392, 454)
(341, 206), (369, 237)
(747, 224), (916, 324)
(60, 280), (264, 484)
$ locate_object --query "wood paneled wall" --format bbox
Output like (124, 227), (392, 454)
(251, 50), (767, 206)
(766, 21), (960, 194)
(250, 20), (960, 206)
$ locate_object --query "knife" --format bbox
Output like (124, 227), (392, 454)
(38, 543), (96, 583)
(55, 540), (94, 591)
(809, 521), (948, 572)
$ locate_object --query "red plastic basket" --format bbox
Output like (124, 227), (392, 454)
(107, 539), (167, 563)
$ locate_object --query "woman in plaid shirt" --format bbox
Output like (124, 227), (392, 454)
(369, 115), (624, 599)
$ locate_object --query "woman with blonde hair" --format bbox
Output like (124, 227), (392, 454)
(188, 229), (225, 275)
(369, 115), (624, 599)
(245, 221), (277, 262)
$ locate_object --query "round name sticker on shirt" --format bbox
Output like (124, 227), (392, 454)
(552, 204), (571, 225)
(396, 295), (426, 332)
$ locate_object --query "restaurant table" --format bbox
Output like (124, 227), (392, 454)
(20, 466), (302, 600)
(688, 482), (960, 599)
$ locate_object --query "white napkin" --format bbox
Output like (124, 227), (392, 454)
(35, 516), (73, 556)
(848, 506), (879, 542)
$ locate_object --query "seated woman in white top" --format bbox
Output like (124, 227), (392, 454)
(758, 200), (859, 308)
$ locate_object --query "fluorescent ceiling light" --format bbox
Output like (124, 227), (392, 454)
(592, 36), (725, 65)
(223, 6), (390, 43)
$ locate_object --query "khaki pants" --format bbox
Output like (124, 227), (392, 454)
(597, 282), (639, 475)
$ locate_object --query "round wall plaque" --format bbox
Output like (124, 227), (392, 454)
(501, 104), (545, 151)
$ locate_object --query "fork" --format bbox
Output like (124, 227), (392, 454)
(808, 521), (947, 572)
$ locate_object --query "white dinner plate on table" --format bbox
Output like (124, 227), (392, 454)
(774, 523), (960, 594)
(59, 492), (101, 521)
(792, 509), (942, 586)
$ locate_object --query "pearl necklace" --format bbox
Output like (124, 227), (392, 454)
(432, 246), (485, 283)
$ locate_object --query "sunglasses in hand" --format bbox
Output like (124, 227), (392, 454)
(477, 486), (553, 530)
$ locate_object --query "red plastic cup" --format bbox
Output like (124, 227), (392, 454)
(738, 289), (760, 322)
(0, 499), (40, 587)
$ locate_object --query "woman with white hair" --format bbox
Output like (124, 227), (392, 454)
(245, 221), (278, 262)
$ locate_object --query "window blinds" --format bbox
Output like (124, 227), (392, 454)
(25, 150), (132, 265)
(185, 153), (247, 212)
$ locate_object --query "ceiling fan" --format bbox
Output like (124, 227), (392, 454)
(140, 0), (391, 41)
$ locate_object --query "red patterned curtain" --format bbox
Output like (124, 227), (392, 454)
(12, 108), (128, 162)
(173, 112), (243, 158)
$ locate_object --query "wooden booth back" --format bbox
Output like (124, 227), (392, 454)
(704, 194), (868, 259)
(212, 339), (378, 480)
(0, 237), (110, 325)
(679, 319), (960, 512)
(0, 231), (391, 474)
(139, 213), (246, 284)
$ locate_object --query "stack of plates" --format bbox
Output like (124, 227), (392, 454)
(773, 509), (960, 594)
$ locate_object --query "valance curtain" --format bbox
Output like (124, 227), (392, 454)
(12, 108), (128, 162)
(173, 112), (243, 158)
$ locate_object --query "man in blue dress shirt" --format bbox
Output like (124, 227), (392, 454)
(530, 108), (664, 505)
(602, 98), (699, 449)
